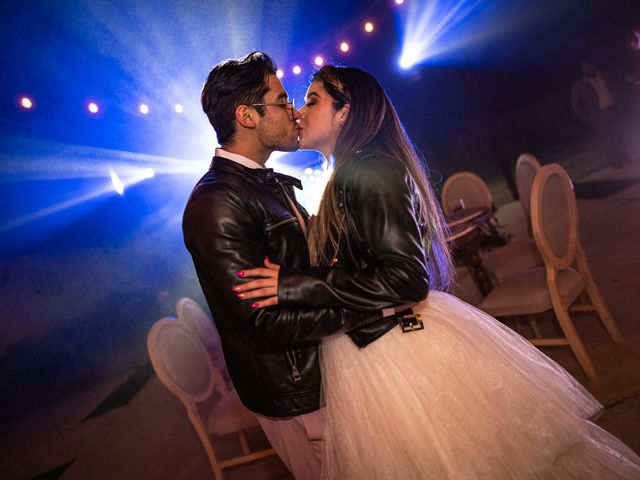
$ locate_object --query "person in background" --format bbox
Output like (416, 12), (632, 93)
(571, 58), (630, 168)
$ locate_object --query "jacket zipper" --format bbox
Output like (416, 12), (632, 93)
(276, 183), (306, 234)
(285, 348), (302, 383)
(265, 216), (297, 231)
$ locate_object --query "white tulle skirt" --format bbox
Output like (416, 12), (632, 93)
(320, 291), (640, 479)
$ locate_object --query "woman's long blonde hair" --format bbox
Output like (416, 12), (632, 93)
(306, 66), (454, 291)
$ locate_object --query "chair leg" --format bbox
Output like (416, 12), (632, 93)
(549, 291), (598, 381)
(238, 430), (251, 455)
(188, 409), (224, 480)
(527, 314), (542, 339)
(585, 281), (623, 344)
(576, 244), (623, 343)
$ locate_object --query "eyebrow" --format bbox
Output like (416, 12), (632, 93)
(305, 92), (320, 100)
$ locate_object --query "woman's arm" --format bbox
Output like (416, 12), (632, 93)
(237, 156), (429, 311)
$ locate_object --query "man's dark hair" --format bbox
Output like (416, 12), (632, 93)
(201, 52), (277, 145)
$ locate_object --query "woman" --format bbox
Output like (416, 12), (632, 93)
(236, 65), (640, 479)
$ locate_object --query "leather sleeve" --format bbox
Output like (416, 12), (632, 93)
(279, 156), (429, 310)
(183, 186), (382, 351)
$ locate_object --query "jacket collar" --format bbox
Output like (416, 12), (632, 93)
(210, 156), (303, 190)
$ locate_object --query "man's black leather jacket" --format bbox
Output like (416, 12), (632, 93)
(183, 157), (383, 417)
(278, 153), (430, 347)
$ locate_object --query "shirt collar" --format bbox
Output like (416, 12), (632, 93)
(215, 148), (265, 170)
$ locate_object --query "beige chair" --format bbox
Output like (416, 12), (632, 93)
(176, 297), (229, 385)
(481, 155), (544, 282)
(515, 153), (542, 228)
(441, 172), (492, 214)
(478, 164), (623, 380)
(443, 171), (541, 283)
(147, 318), (276, 479)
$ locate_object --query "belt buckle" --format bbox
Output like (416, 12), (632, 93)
(399, 313), (424, 333)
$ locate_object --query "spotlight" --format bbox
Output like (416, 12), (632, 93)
(20, 96), (33, 109)
(276, 68), (284, 79)
(292, 65), (302, 75)
(364, 21), (374, 33)
(340, 41), (349, 53)
(395, 0), (404, 5)
(304, 168), (313, 176)
(399, 53), (415, 69)
(314, 56), (324, 66)
(139, 103), (149, 114)
(141, 167), (155, 179)
(109, 168), (124, 195)
(174, 104), (184, 114)
(88, 102), (99, 114)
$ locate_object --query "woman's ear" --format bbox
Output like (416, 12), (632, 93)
(235, 104), (257, 129)
(337, 103), (350, 126)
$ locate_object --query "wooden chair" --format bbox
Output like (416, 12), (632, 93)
(147, 318), (276, 479)
(176, 297), (230, 385)
(441, 172), (492, 214)
(443, 171), (541, 283)
(515, 153), (542, 229)
(478, 164), (623, 380)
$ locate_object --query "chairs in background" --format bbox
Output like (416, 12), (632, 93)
(515, 153), (542, 230)
(176, 297), (230, 386)
(441, 171), (493, 214)
(442, 170), (542, 285)
(147, 318), (276, 480)
(478, 164), (623, 380)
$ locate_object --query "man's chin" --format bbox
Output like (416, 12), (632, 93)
(275, 140), (300, 153)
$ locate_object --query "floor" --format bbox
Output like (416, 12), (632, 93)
(1, 141), (640, 480)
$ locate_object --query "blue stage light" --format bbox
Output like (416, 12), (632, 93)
(109, 168), (124, 195)
(88, 102), (99, 114)
(174, 104), (183, 114)
(141, 167), (155, 179)
(397, 0), (485, 69)
(139, 104), (149, 114)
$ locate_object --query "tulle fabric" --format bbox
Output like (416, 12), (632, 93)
(320, 291), (640, 479)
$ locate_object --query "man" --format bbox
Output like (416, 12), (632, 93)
(571, 58), (630, 168)
(182, 52), (384, 479)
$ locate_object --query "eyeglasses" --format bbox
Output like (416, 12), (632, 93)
(250, 99), (296, 112)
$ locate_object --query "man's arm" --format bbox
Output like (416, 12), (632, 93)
(278, 156), (429, 311)
(183, 186), (382, 350)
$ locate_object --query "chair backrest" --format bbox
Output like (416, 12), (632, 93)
(530, 164), (579, 270)
(176, 297), (221, 355)
(441, 172), (492, 214)
(147, 317), (217, 406)
(515, 153), (541, 221)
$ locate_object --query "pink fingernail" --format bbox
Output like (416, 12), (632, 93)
(236, 271), (245, 277)
(232, 286), (239, 292)
(237, 293), (245, 299)
(265, 256), (270, 263)
(251, 303), (259, 309)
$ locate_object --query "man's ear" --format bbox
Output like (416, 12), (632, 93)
(235, 104), (257, 129)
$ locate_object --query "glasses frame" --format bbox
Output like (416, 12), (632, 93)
(250, 99), (295, 112)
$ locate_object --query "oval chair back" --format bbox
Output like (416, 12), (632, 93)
(441, 171), (492, 214)
(147, 317), (216, 406)
(176, 297), (221, 356)
(515, 153), (541, 224)
(530, 164), (579, 271)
